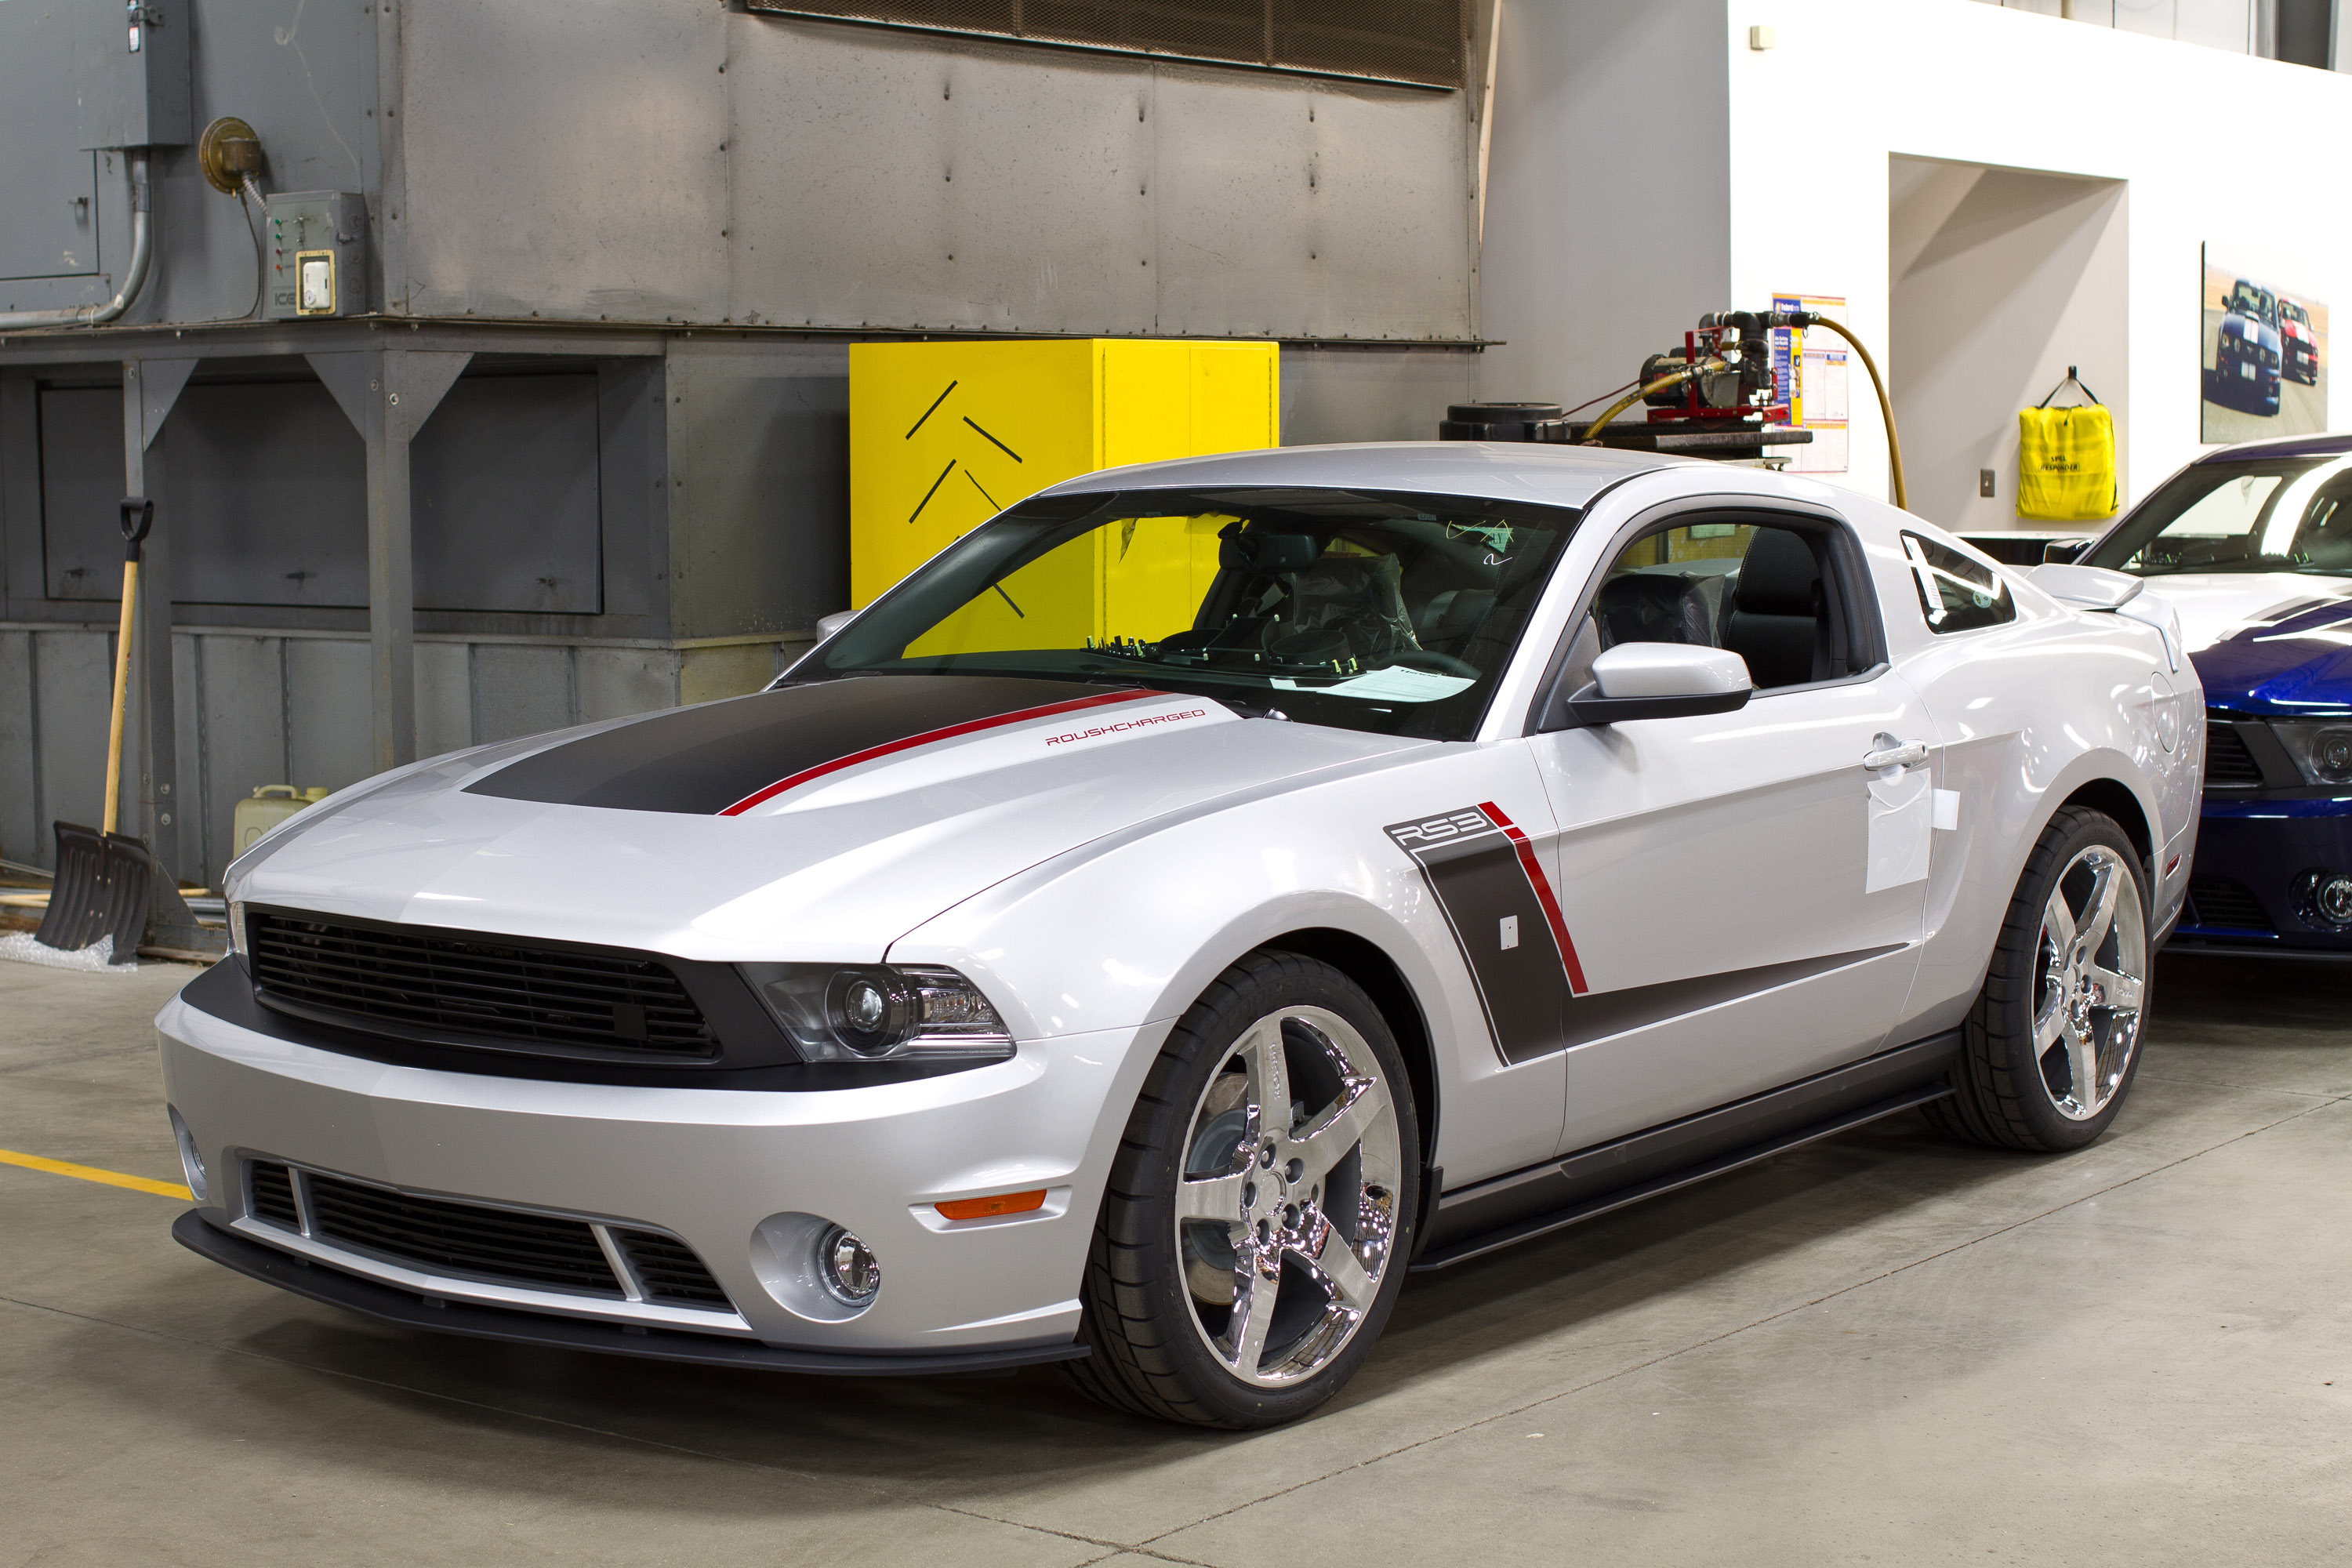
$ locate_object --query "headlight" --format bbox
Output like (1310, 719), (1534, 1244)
(227, 900), (248, 956)
(739, 963), (1012, 1062)
(2270, 720), (2352, 785)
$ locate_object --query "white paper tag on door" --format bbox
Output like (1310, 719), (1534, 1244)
(1866, 769), (1933, 893)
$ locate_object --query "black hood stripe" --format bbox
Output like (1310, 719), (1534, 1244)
(466, 676), (1163, 816)
(718, 688), (1162, 815)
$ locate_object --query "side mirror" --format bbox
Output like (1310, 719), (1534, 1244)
(1542, 643), (1753, 731)
(2041, 539), (2090, 564)
(814, 609), (857, 641)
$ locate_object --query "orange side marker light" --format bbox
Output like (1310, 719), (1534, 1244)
(935, 1189), (1048, 1221)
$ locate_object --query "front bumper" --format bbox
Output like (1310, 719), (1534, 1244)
(159, 968), (1163, 1358)
(2170, 797), (2352, 954)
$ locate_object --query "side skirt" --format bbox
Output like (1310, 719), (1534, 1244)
(1411, 1031), (1959, 1272)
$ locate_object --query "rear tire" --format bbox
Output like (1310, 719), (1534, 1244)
(1926, 806), (2152, 1152)
(1063, 950), (1420, 1428)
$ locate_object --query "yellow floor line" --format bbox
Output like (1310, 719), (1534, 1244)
(0, 1147), (192, 1200)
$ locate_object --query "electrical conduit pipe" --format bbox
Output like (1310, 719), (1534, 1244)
(0, 152), (154, 332)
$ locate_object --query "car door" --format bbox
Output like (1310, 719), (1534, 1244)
(1524, 504), (1938, 1153)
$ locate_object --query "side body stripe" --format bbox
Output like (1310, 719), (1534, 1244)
(1477, 800), (1588, 994)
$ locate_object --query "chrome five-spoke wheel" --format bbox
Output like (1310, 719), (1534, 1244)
(1175, 1006), (1403, 1388)
(1068, 951), (1420, 1427)
(1929, 805), (2154, 1152)
(2032, 842), (2147, 1121)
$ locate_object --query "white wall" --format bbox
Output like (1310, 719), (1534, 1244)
(1724, 0), (2352, 511)
(1889, 158), (2129, 532)
(1475, 1), (1733, 411)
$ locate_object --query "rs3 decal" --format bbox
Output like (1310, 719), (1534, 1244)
(1389, 803), (1907, 1067)
(1386, 803), (1583, 1065)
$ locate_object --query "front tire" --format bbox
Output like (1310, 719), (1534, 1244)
(1065, 951), (1420, 1428)
(1926, 806), (2152, 1152)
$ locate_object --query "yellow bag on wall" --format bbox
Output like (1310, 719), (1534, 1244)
(2017, 403), (2116, 521)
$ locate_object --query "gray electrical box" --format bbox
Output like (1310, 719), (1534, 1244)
(75, 0), (191, 149)
(263, 191), (371, 319)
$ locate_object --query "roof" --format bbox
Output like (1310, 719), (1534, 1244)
(1033, 441), (1675, 512)
(2194, 431), (2352, 463)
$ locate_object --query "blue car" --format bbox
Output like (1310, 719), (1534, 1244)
(2205, 278), (2284, 417)
(2078, 433), (2352, 954)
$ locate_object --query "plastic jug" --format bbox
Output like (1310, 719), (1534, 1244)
(234, 786), (328, 852)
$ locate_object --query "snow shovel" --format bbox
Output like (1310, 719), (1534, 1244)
(34, 499), (155, 961)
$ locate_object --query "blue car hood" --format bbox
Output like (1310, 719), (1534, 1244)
(2170, 572), (2352, 714)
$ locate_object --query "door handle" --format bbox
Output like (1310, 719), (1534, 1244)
(1862, 738), (1931, 771)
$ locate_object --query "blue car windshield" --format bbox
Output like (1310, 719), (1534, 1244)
(799, 487), (1581, 740)
(2085, 457), (2352, 577)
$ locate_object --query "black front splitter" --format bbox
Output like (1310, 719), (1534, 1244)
(172, 1210), (1088, 1376)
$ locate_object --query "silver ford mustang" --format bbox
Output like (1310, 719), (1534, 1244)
(159, 444), (2203, 1427)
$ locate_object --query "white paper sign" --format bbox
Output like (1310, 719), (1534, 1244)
(1866, 769), (1933, 893)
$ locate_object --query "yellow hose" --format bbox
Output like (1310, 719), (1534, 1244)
(1800, 316), (1907, 510)
(1577, 360), (1726, 447)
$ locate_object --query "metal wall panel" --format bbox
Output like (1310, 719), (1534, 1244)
(1279, 344), (1474, 443)
(285, 635), (375, 793)
(37, 388), (127, 602)
(412, 373), (604, 614)
(391, 3), (1473, 337)
(0, 632), (36, 866)
(666, 341), (850, 639)
(193, 633), (289, 881)
(172, 631), (205, 882)
(576, 645), (676, 724)
(398, 0), (731, 321)
(470, 643), (574, 744)
(415, 639), (473, 760)
(31, 629), (111, 847)
(1151, 71), (1472, 339)
(723, 24), (1160, 334)
(0, 1), (103, 283)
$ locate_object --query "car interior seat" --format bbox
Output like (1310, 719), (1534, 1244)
(1722, 528), (1831, 688)
(1594, 572), (1715, 649)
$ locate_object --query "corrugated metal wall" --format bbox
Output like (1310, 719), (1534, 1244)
(0, 625), (796, 888)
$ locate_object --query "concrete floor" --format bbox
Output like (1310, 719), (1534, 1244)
(1, 955), (2346, 1567)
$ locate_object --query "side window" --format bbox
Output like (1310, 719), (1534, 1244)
(1902, 532), (2016, 635)
(1577, 516), (1871, 691)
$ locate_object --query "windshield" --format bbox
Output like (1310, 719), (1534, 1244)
(2084, 457), (2352, 578)
(800, 487), (1582, 739)
(2228, 282), (2276, 322)
(2283, 300), (2310, 326)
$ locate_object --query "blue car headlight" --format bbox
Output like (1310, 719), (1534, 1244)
(2269, 721), (2352, 786)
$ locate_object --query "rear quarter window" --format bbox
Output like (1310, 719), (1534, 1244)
(1902, 532), (2016, 634)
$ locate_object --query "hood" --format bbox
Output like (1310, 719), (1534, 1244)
(229, 676), (1432, 960)
(2165, 573), (2352, 714)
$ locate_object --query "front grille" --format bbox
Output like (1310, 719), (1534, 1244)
(305, 1169), (624, 1294)
(2205, 722), (2264, 786)
(2186, 877), (2274, 933)
(616, 1230), (735, 1308)
(249, 1162), (299, 1229)
(248, 909), (717, 1058)
(245, 1160), (733, 1310)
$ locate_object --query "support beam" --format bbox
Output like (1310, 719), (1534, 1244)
(308, 348), (470, 773)
(120, 354), (212, 950)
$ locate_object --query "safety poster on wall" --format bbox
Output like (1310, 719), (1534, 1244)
(1771, 292), (1849, 473)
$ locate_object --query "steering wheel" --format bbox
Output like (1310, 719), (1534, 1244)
(1385, 650), (1480, 679)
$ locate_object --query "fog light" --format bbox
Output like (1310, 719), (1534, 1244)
(818, 1225), (880, 1306)
(2292, 868), (2352, 930)
(168, 1107), (208, 1201)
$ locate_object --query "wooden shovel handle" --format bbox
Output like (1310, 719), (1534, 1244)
(102, 558), (138, 837)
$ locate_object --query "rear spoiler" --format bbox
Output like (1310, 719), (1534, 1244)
(2027, 564), (2182, 672)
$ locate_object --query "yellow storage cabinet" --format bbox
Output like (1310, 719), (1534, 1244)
(848, 338), (1279, 612)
